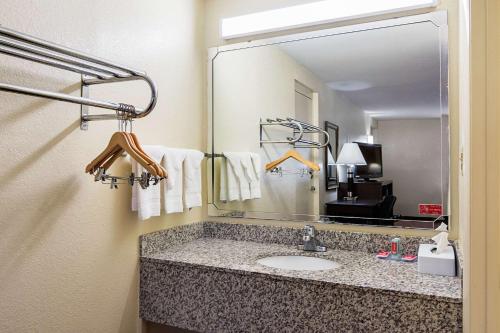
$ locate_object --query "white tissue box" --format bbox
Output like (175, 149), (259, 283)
(417, 244), (456, 276)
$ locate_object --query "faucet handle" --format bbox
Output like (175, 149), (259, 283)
(304, 225), (315, 237)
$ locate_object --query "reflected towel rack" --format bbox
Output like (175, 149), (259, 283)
(204, 153), (225, 158)
(260, 117), (329, 148)
(0, 25), (158, 130)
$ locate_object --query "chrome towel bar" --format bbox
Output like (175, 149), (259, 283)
(0, 26), (158, 130)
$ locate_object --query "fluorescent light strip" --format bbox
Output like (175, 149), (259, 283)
(221, 0), (439, 39)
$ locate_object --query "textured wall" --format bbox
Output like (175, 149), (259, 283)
(320, 92), (368, 206)
(0, 1), (205, 332)
(373, 119), (443, 216)
(211, 45), (355, 215)
(465, 0), (500, 331)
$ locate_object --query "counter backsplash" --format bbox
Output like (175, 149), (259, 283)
(141, 221), (447, 257)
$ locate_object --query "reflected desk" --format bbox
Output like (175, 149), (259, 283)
(337, 180), (393, 201)
(325, 199), (381, 218)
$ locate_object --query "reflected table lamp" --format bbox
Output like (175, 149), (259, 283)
(327, 146), (336, 175)
(327, 147), (336, 166)
(335, 143), (367, 201)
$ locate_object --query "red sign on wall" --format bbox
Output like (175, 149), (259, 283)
(419, 204), (443, 216)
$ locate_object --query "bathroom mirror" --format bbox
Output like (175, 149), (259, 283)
(207, 11), (449, 229)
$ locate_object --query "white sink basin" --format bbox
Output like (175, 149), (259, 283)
(256, 255), (339, 271)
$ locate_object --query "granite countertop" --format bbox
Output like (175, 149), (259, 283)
(142, 237), (462, 303)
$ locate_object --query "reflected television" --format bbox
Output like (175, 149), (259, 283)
(354, 142), (383, 180)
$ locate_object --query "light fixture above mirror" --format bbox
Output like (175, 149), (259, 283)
(221, 0), (439, 39)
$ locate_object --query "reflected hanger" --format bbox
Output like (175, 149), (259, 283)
(265, 149), (320, 172)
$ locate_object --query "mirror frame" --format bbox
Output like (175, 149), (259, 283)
(324, 121), (339, 191)
(207, 10), (449, 230)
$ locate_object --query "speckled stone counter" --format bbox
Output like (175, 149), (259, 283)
(140, 222), (462, 332)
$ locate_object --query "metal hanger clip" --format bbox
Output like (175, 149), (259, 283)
(269, 167), (315, 178)
(92, 168), (164, 190)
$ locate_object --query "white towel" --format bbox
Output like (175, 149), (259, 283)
(162, 148), (186, 214)
(131, 145), (164, 221)
(250, 153), (261, 180)
(219, 158), (229, 202)
(240, 153), (259, 199)
(221, 154), (242, 201)
(249, 153), (262, 199)
(183, 149), (204, 209)
(223, 152), (251, 201)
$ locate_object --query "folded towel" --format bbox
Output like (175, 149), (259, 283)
(223, 152), (250, 201)
(249, 153), (262, 199)
(131, 145), (164, 220)
(240, 153), (259, 199)
(162, 148), (186, 214)
(250, 153), (261, 180)
(184, 149), (204, 209)
(219, 158), (229, 202)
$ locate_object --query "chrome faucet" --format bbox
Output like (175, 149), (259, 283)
(298, 225), (327, 252)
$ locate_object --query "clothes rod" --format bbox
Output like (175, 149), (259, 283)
(0, 82), (133, 114)
(0, 43), (114, 80)
(0, 26), (143, 76)
(0, 37), (127, 78)
(0, 25), (158, 130)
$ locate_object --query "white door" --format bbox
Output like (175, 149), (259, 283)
(294, 81), (319, 217)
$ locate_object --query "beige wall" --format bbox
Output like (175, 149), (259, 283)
(210, 43), (364, 216)
(0, 1), (477, 332)
(205, 0), (459, 239)
(211, 46), (319, 214)
(457, 0), (472, 327)
(319, 92), (367, 206)
(373, 119), (443, 217)
(0, 1), (205, 332)
(464, 0), (500, 331)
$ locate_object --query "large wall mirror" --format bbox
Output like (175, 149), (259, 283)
(207, 12), (449, 229)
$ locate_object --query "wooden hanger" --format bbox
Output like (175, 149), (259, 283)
(128, 132), (167, 177)
(265, 149), (320, 172)
(97, 133), (165, 177)
(120, 132), (165, 177)
(86, 132), (164, 177)
(86, 132), (156, 175)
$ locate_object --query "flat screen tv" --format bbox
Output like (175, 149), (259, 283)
(354, 142), (383, 180)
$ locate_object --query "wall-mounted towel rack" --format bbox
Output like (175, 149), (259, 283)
(260, 118), (330, 148)
(0, 26), (157, 130)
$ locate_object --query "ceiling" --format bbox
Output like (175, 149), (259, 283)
(278, 21), (444, 119)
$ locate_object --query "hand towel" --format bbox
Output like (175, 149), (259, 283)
(239, 153), (256, 199)
(250, 153), (261, 180)
(162, 148), (186, 213)
(240, 153), (259, 199)
(249, 153), (262, 199)
(223, 152), (251, 201)
(183, 149), (204, 209)
(219, 157), (229, 202)
(131, 145), (164, 220)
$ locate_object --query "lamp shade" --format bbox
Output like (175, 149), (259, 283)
(327, 148), (336, 166)
(336, 143), (367, 166)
